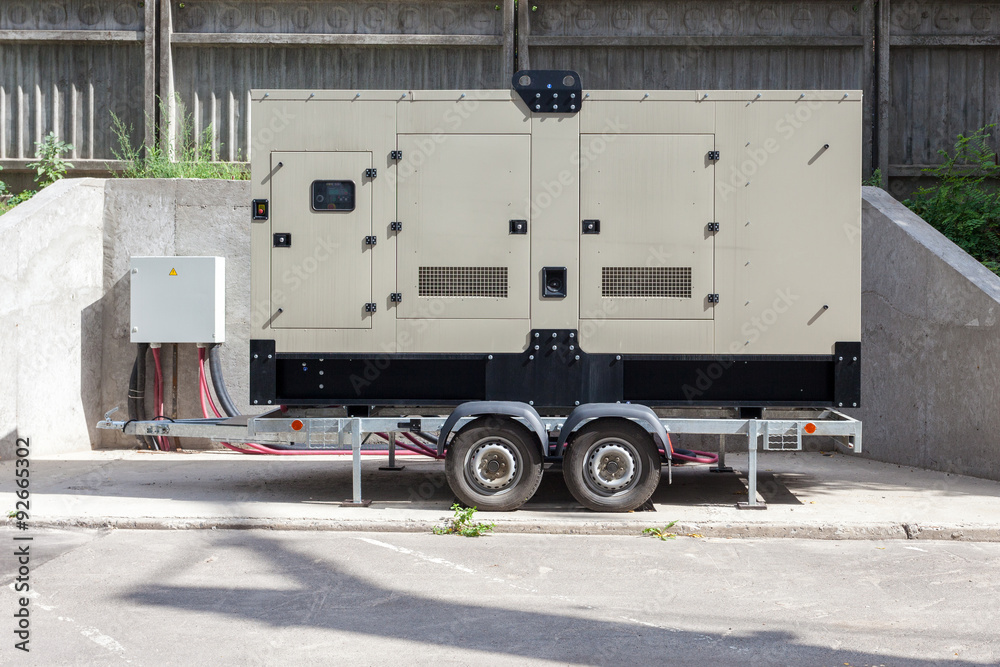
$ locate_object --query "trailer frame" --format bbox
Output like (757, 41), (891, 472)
(99, 406), (861, 510)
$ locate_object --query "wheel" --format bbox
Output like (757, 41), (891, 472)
(444, 417), (544, 512)
(562, 418), (661, 512)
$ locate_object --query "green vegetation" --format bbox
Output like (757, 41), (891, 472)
(903, 126), (1000, 276)
(862, 168), (882, 187)
(29, 132), (74, 186)
(0, 133), (75, 214)
(110, 95), (248, 180)
(433, 503), (497, 537)
(642, 521), (679, 541)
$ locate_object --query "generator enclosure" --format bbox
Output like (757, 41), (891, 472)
(248, 77), (861, 410)
(131, 256), (226, 344)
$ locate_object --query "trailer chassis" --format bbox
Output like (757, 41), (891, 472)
(99, 406), (861, 510)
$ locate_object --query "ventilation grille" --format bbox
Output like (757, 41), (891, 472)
(418, 266), (508, 298)
(601, 267), (692, 298)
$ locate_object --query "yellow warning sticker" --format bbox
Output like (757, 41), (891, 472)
(169, 268), (177, 276)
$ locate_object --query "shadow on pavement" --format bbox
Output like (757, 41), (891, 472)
(122, 531), (981, 666)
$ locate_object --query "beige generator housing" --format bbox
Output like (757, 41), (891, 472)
(248, 71), (861, 412)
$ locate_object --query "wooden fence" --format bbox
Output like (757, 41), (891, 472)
(1, 0), (997, 195)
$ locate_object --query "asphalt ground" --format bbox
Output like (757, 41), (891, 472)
(2, 529), (998, 666)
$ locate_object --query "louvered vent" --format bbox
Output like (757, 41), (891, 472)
(601, 267), (692, 298)
(418, 267), (508, 298)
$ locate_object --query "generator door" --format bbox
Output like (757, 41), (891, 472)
(580, 134), (715, 320)
(396, 134), (530, 320)
(269, 151), (373, 329)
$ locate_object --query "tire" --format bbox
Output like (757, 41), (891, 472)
(444, 417), (544, 512)
(562, 418), (661, 512)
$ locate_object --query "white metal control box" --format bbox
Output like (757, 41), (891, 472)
(130, 256), (226, 344)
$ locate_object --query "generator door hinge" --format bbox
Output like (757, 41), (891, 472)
(364, 235), (377, 246)
(390, 150), (402, 161)
(708, 150), (720, 161)
(707, 293), (720, 304)
(364, 168), (378, 178)
(390, 221), (402, 232)
(390, 292), (402, 303)
(365, 302), (377, 313)
(707, 222), (720, 232)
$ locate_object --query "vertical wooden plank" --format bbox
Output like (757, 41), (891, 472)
(517, 0), (530, 71)
(17, 81), (24, 159)
(0, 85), (5, 160)
(143, 0), (156, 150)
(210, 91), (218, 161)
(502, 0), (515, 82)
(52, 82), (59, 141)
(860, 0), (874, 178)
(70, 83), (77, 159)
(88, 80), (94, 159)
(228, 89), (235, 162)
(35, 81), (42, 151)
(160, 0), (175, 155)
(877, 0), (889, 185)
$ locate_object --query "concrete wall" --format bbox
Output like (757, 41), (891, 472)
(849, 187), (1000, 480)
(3, 180), (1000, 482)
(0, 178), (250, 457)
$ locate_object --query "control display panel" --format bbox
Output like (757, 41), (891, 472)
(311, 180), (355, 211)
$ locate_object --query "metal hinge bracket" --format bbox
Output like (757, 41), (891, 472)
(365, 303), (377, 313)
(365, 168), (377, 178)
(364, 236), (377, 246)
(390, 150), (402, 160)
(707, 293), (720, 304)
(390, 293), (402, 303)
(707, 222), (720, 232)
(390, 221), (402, 231)
(708, 150), (720, 161)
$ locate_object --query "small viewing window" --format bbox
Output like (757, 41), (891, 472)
(311, 180), (356, 211)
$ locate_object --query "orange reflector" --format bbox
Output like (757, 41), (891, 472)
(804, 422), (817, 434)
(291, 419), (304, 431)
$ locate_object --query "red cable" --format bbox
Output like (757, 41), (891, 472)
(198, 348), (223, 418)
(196, 351), (432, 457)
(151, 347), (170, 451)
